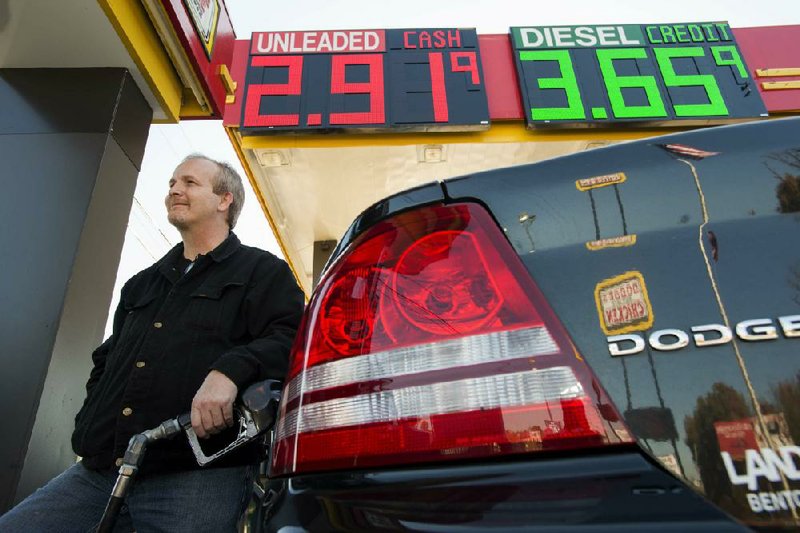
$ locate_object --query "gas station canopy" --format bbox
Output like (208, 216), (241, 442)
(0, 0), (237, 122)
(221, 24), (800, 294)
(3, 2), (799, 296)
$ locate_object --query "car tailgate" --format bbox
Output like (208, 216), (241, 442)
(443, 117), (800, 529)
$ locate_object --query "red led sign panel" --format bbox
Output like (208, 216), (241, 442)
(241, 28), (490, 133)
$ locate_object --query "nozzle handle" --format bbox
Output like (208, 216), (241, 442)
(180, 379), (282, 466)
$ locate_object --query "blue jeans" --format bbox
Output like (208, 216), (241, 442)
(0, 462), (255, 532)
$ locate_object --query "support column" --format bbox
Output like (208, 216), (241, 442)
(0, 68), (152, 511)
(313, 240), (337, 289)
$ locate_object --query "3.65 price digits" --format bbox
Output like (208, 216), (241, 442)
(518, 50), (584, 120)
(519, 45), (750, 123)
(596, 47), (667, 119)
(651, 47), (727, 117)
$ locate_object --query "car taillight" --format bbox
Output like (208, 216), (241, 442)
(273, 203), (631, 476)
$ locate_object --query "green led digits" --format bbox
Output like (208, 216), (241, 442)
(654, 47), (728, 117)
(711, 45), (749, 79)
(511, 24), (762, 126)
(596, 48), (667, 119)
(519, 50), (585, 120)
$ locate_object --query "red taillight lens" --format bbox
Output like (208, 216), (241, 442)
(274, 203), (631, 476)
(394, 231), (503, 334)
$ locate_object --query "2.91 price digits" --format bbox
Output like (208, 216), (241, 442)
(243, 50), (482, 128)
(243, 54), (383, 127)
(519, 45), (749, 122)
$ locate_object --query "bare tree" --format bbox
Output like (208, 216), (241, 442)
(766, 148), (800, 213)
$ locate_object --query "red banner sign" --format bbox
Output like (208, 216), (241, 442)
(714, 419), (758, 461)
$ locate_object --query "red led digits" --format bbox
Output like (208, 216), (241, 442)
(451, 51), (480, 85)
(243, 55), (303, 127)
(241, 29), (489, 132)
(427, 51), (482, 123)
(329, 54), (385, 125)
(428, 52), (449, 122)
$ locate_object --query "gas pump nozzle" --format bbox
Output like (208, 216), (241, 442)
(96, 379), (282, 533)
(180, 378), (282, 466)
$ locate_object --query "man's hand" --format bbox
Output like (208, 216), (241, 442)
(191, 370), (238, 439)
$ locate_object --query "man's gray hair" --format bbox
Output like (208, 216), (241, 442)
(181, 153), (245, 229)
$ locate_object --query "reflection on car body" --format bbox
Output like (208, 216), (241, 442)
(258, 118), (800, 531)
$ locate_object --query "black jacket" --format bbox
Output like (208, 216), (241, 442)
(72, 233), (304, 473)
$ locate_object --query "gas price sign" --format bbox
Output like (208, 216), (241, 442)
(241, 28), (490, 134)
(510, 22), (768, 127)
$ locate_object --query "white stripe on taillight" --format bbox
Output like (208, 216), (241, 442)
(285, 326), (558, 403)
(278, 366), (581, 440)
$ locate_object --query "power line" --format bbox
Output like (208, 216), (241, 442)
(132, 196), (173, 248)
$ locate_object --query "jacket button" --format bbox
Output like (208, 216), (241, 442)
(154, 322), (163, 328)
(122, 407), (133, 416)
(115, 458), (124, 467)
(135, 361), (146, 368)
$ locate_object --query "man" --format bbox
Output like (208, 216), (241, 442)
(0, 155), (305, 531)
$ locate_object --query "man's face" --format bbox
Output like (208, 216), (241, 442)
(165, 158), (231, 231)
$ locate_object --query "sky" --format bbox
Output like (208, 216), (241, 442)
(226, 0), (798, 35)
(106, 0), (800, 336)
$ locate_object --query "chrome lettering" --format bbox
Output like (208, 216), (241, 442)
(606, 314), (798, 356)
(607, 334), (645, 356)
(779, 315), (800, 338)
(691, 324), (732, 347)
(736, 319), (778, 341)
(649, 329), (689, 351)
